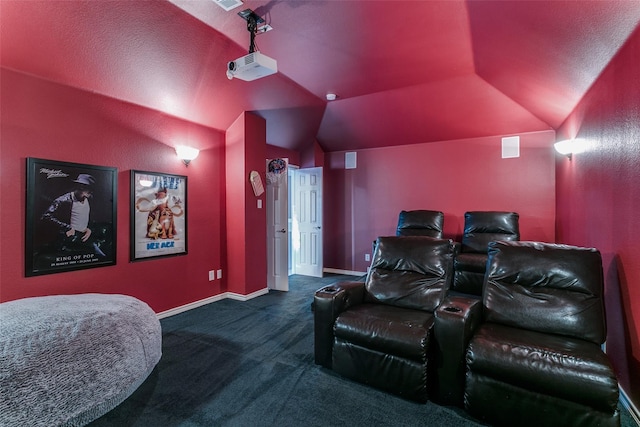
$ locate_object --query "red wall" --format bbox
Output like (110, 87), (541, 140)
(556, 26), (640, 406)
(0, 69), (227, 313)
(323, 131), (556, 272)
(225, 113), (267, 295)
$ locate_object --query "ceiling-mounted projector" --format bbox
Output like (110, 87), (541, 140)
(226, 51), (277, 81)
(225, 8), (277, 82)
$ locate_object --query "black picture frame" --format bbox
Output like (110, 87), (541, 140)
(25, 158), (118, 276)
(130, 170), (188, 261)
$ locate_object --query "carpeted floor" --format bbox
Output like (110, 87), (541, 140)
(89, 274), (636, 427)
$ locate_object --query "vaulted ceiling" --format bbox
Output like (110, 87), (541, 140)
(2, 1), (639, 153)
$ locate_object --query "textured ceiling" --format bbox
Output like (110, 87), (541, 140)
(2, 1), (639, 153)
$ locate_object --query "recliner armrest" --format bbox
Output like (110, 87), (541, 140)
(432, 296), (482, 406)
(314, 281), (365, 368)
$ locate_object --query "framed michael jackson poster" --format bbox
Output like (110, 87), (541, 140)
(25, 158), (118, 276)
(130, 170), (187, 261)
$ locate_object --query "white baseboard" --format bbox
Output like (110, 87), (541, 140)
(156, 287), (269, 319)
(156, 269), (365, 319)
(226, 287), (269, 301)
(323, 268), (366, 277)
(620, 387), (640, 426)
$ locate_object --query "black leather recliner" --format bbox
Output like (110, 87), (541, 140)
(314, 236), (455, 402)
(395, 210), (444, 237)
(372, 210), (444, 254)
(453, 211), (519, 296)
(464, 241), (620, 427)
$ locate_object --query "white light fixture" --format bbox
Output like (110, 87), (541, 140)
(326, 93), (337, 101)
(175, 145), (200, 167)
(554, 138), (587, 160)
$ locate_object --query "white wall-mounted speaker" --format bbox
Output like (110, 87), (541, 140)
(502, 136), (520, 158)
(345, 152), (357, 169)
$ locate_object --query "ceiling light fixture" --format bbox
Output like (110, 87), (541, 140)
(175, 145), (200, 167)
(326, 93), (337, 101)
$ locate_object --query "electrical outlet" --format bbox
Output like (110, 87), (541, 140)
(208, 270), (215, 281)
(216, 269), (223, 279)
(365, 254), (370, 262)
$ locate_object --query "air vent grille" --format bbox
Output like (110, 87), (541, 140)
(214, 0), (243, 12)
(244, 53), (255, 65)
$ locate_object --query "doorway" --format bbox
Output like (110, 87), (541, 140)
(290, 166), (323, 278)
(266, 160), (323, 291)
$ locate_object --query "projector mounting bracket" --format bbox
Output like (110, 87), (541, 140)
(237, 8), (271, 53)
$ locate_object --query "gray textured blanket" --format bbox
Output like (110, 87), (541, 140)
(0, 293), (162, 427)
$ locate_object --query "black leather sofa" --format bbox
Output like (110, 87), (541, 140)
(314, 239), (620, 427)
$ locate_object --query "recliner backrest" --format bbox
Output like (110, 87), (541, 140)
(483, 241), (606, 344)
(461, 211), (520, 253)
(396, 210), (444, 238)
(365, 236), (454, 312)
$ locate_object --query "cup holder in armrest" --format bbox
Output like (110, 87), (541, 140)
(443, 306), (462, 313)
(321, 286), (339, 293)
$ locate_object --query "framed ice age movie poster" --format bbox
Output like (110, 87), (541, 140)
(25, 158), (117, 276)
(130, 170), (187, 261)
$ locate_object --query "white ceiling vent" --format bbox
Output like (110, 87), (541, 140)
(213, 0), (243, 12)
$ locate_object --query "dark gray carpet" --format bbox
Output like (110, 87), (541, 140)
(89, 274), (635, 427)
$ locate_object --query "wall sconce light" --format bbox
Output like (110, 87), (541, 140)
(554, 138), (587, 160)
(175, 145), (200, 166)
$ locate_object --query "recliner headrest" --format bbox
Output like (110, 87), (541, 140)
(462, 211), (520, 253)
(396, 210), (444, 238)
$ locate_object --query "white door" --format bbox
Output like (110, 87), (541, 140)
(287, 165), (298, 275)
(293, 167), (323, 277)
(266, 158), (289, 291)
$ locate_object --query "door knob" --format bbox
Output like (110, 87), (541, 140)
(278, 229), (286, 233)
(315, 226), (322, 230)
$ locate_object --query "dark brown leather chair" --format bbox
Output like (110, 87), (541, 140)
(395, 210), (444, 237)
(372, 210), (444, 254)
(464, 241), (620, 427)
(453, 211), (519, 296)
(314, 236), (455, 402)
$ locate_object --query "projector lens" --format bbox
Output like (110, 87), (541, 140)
(228, 61), (236, 71)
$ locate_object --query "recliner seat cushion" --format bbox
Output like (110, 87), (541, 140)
(334, 303), (434, 361)
(466, 323), (619, 412)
